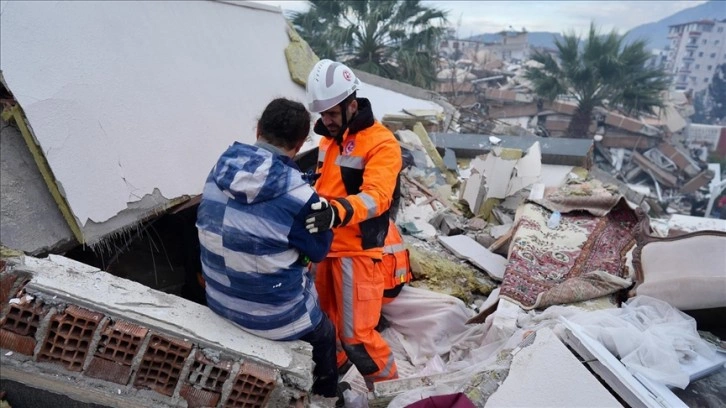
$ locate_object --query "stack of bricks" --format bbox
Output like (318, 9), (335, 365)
(0, 265), (307, 407)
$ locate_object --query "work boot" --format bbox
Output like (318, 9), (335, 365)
(335, 381), (351, 408)
(311, 374), (337, 398)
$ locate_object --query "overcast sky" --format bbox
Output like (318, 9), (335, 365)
(254, 0), (708, 36)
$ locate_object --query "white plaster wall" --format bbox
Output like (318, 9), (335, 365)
(0, 1), (308, 230)
(1, 0), (444, 242)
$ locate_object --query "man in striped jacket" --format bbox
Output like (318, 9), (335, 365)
(196, 98), (337, 397)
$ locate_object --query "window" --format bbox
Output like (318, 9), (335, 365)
(708, 65), (713, 70)
(718, 27), (724, 33)
(716, 40), (721, 45)
(699, 52), (704, 57)
(711, 53), (717, 58)
(704, 78), (710, 83)
(696, 64), (700, 69)
(702, 39), (708, 44)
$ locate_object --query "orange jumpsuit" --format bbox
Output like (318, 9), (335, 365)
(312, 98), (400, 388)
(382, 220), (412, 304)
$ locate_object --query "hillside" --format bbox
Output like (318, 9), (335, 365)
(624, 0), (726, 49)
(467, 0), (725, 51)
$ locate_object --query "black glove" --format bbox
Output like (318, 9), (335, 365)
(301, 170), (321, 186)
(305, 198), (341, 233)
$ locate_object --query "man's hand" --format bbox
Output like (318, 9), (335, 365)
(301, 170), (321, 186)
(305, 198), (341, 233)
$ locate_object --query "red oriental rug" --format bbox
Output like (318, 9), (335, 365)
(499, 199), (638, 310)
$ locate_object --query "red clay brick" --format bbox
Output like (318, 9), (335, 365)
(0, 271), (19, 306)
(224, 361), (276, 408)
(187, 353), (233, 393)
(1, 301), (45, 337)
(134, 333), (192, 396)
(37, 306), (103, 371)
(96, 320), (148, 365)
(84, 319), (148, 384)
(85, 356), (133, 385)
(180, 383), (221, 408)
(0, 328), (36, 355)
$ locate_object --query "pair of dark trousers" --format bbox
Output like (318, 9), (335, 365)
(300, 315), (338, 397)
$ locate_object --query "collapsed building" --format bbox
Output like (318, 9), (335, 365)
(1, 2), (726, 408)
(434, 33), (726, 222)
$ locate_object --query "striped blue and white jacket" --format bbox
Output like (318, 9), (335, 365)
(196, 141), (332, 341)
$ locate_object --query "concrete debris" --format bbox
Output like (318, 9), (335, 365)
(437, 235), (507, 281)
(2, 10), (725, 408)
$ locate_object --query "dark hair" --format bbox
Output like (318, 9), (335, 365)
(257, 98), (311, 150)
(343, 91), (357, 105)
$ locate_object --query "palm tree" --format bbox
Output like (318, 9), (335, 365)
(290, 0), (448, 89)
(524, 24), (670, 138)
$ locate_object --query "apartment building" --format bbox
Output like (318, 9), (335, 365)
(665, 19), (726, 93)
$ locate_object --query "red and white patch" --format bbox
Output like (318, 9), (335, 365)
(343, 70), (352, 81)
(343, 140), (355, 155)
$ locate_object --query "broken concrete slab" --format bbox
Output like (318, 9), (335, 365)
(430, 133), (592, 167)
(481, 147), (522, 199)
(0, 118), (75, 255)
(429, 213), (462, 236)
(437, 235), (506, 281)
(631, 151), (679, 188)
(680, 169), (715, 194)
(485, 327), (622, 408)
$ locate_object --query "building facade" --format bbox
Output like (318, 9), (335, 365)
(665, 19), (726, 93)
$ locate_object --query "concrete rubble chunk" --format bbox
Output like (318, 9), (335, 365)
(485, 327), (622, 408)
(437, 234), (507, 281)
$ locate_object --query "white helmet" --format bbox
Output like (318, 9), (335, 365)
(306, 59), (361, 113)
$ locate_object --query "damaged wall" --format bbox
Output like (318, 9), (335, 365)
(0, 1), (309, 245)
(0, 118), (74, 254)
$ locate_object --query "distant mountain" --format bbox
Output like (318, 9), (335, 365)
(466, 0), (725, 51)
(468, 32), (563, 49)
(624, 0), (726, 49)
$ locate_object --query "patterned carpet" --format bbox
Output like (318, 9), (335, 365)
(499, 196), (638, 310)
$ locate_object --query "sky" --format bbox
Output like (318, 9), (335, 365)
(253, 0), (709, 37)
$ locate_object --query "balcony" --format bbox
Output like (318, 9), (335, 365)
(686, 43), (699, 50)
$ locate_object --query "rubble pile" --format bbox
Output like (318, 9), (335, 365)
(432, 39), (725, 222)
(338, 113), (726, 407)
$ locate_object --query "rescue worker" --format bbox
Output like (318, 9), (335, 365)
(196, 98), (338, 398)
(304, 59), (401, 388)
